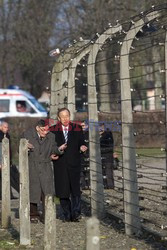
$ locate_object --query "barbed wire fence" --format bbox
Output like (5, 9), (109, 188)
(50, 4), (167, 240)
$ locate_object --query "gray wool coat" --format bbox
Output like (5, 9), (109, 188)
(22, 127), (62, 203)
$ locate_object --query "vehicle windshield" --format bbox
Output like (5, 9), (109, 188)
(29, 98), (47, 112)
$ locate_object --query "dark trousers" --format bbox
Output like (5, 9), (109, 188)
(40, 191), (45, 220)
(105, 162), (114, 189)
(30, 203), (39, 218)
(10, 165), (19, 193)
(60, 195), (81, 220)
(0, 165), (19, 199)
(30, 191), (45, 219)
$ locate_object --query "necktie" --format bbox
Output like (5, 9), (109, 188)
(64, 129), (68, 143)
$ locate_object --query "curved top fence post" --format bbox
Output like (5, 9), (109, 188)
(120, 10), (160, 236)
(87, 24), (122, 117)
(50, 49), (71, 119)
(50, 41), (89, 119)
(87, 25), (122, 219)
(67, 40), (91, 120)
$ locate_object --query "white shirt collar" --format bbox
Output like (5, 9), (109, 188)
(37, 132), (40, 137)
(62, 125), (69, 131)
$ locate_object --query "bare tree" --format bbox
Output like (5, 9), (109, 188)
(0, 0), (166, 97)
(0, 0), (15, 87)
(11, 0), (61, 96)
(0, 0), (61, 95)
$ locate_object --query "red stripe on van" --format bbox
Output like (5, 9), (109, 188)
(0, 93), (22, 96)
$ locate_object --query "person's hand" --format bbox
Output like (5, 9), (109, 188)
(59, 143), (67, 151)
(80, 145), (87, 153)
(27, 143), (34, 151)
(51, 154), (59, 160)
(113, 152), (118, 158)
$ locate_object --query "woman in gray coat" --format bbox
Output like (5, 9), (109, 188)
(22, 119), (66, 223)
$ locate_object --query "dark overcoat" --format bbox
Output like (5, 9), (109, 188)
(22, 127), (61, 203)
(51, 122), (85, 198)
(100, 130), (114, 161)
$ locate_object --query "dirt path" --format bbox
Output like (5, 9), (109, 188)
(0, 157), (167, 249)
(0, 198), (167, 250)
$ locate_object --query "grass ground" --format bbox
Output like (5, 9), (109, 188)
(115, 147), (165, 160)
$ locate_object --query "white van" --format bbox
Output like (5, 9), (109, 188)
(0, 89), (48, 118)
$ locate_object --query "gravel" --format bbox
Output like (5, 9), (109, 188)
(0, 157), (166, 249)
(0, 197), (167, 250)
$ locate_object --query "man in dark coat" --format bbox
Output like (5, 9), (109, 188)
(22, 119), (66, 223)
(0, 121), (11, 161)
(0, 121), (19, 199)
(0, 121), (10, 162)
(52, 108), (87, 222)
(99, 123), (114, 189)
(0, 121), (11, 199)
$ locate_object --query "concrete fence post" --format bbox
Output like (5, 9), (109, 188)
(165, 31), (167, 190)
(50, 41), (90, 119)
(87, 25), (121, 219)
(1, 137), (11, 228)
(153, 43), (163, 109)
(67, 40), (91, 120)
(19, 138), (31, 246)
(86, 217), (100, 250)
(120, 11), (159, 235)
(44, 195), (56, 250)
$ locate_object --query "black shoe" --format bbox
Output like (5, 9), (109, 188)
(72, 217), (80, 222)
(11, 195), (18, 200)
(71, 215), (81, 222)
(39, 214), (45, 224)
(107, 185), (114, 189)
(62, 218), (71, 222)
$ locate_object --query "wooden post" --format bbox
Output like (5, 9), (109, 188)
(19, 139), (31, 246)
(1, 137), (11, 228)
(44, 195), (56, 250)
(120, 11), (159, 235)
(86, 217), (100, 250)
